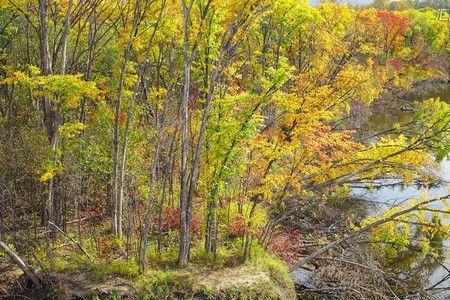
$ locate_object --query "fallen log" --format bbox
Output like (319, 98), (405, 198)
(290, 195), (449, 272)
(0, 240), (43, 290)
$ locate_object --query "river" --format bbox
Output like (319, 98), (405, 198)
(351, 84), (450, 298)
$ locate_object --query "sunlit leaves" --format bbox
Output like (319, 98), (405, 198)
(60, 122), (86, 138)
(38, 74), (99, 108)
(413, 98), (450, 161)
(360, 196), (449, 265)
(40, 150), (63, 182)
(355, 135), (435, 183)
(406, 8), (449, 52)
(1, 66), (100, 109)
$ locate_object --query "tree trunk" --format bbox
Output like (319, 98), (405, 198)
(178, 0), (193, 266)
(141, 40), (175, 270)
(38, 0), (54, 258)
(157, 171), (168, 253)
(117, 76), (140, 238)
(205, 180), (218, 253)
(243, 201), (257, 261)
(38, 0), (53, 136)
(157, 122), (178, 252)
(60, 0), (72, 75)
(0, 240), (43, 290)
(111, 0), (142, 237)
(186, 64), (220, 256)
(111, 50), (129, 236)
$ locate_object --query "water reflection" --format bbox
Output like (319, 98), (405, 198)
(350, 85), (450, 295)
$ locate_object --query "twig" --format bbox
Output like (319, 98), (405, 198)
(49, 222), (93, 263)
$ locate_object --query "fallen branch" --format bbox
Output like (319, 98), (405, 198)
(0, 240), (43, 290)
(290, 195), (449, 272)
(49, 222), (93, 263)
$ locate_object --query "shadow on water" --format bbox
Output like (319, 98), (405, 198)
(351, 85), (450, 297)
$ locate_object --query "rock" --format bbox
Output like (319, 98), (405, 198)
(291, 267), (317, 289)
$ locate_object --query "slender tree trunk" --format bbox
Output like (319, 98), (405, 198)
(111, 0), (141, 236)
(50, 0), (72, 233)
(60, 0), (72, 75)
(79, 10), (96, 124)
(186, 63), (220, 255)
(141, 41), (175, 271)
(111, 49), (129, 236)
(205, 179), (218, 253)
(192, 7), (253, 254)
(243, 201), (257, 261)
(157, 170), (168, 253)
(178, 0), (193, 265)
(157, 121), (178, 252)
(212, 211), (219, 257)
(38, 0), (55, 258)
(38, 0), (52, 134)
(117, 75), (141, 238)
(141, 131), (163, 269)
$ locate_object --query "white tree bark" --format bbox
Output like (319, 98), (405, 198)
(0, 240), (43, 290)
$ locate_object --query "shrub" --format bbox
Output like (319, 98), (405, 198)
(225, 216), (246, 239)
(146, 245), (179, 267)
(160, 207), (203, 236)
(269, 229), (303, 265)
(98, 234), (125, 257)
(51, 256), (71, 272)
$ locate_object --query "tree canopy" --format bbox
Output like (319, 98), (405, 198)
(0, 0), (449, 298)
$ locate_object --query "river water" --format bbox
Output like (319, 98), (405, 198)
(351, 85), (450, 297)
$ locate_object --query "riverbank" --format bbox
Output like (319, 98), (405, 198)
(0, 243), (296, 299)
